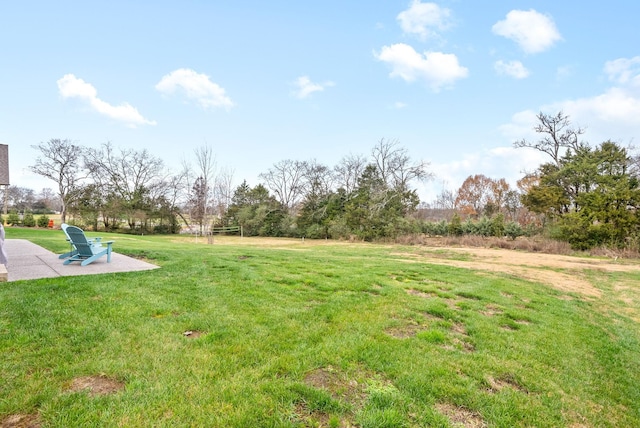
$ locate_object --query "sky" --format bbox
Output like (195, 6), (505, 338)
(1, 1), (639, 202)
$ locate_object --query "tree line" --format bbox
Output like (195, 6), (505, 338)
(13, 113), (640, 250)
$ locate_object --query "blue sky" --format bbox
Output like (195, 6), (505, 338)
(2, 1), (639, 201)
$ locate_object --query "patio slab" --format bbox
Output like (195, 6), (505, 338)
(3, 239), (159, 282)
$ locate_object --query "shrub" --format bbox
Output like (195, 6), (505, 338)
(304, 224), (326, 239)
(448, 214), (463, 236)
(37, 215), (50, 228)
(491, 213), (505, 237)
(7, 211), (20, 226)
(23, 212), (36, 227)
(504, 221), (525, 240)
(475, 216), (492, 236)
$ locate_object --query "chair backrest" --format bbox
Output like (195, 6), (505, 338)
(61, 223), (71, 240)
(65, 225), (95, 256)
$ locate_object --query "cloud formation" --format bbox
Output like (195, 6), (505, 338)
(423, 146), (548, 201)
(375, 43), (468, 91)
(292, 76), (335, 99)
(500, 57), (640, 148)
(494, 60), (530, 79)
(57, 74), (156, 127)
(492, 9), (562, 54)
(155, 68), (234, 109)
(397, 1), (452, 41)
(604, 56), (640, 86)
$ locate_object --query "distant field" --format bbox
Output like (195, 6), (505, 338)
(2, 228), (639, 427)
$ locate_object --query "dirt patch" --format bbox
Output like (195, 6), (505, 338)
(183, 330), (206, 338)
(450, 337), (475, 353)
(392, 246), (640, 298)
(304, 367), (365, 404)
(386, 322), (423, 339)
(67, 375), (124, 396)
(479, 304), (503, 317)
(406, 289), (437, 298)
(0, 414), (41, 428)
(435, 402), (487, 427)
(292, 402), (354, 428)
(486, 375), (527, 394)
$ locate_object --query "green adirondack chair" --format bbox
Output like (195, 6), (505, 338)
(62, 225), (115, 266)
(59, 223), (104, 259)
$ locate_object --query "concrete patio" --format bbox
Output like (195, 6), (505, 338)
(3, 239), (159, 282)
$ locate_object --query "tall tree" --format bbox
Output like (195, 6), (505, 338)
(371, 138), (431, 190)
(514, 111), (585, 166)
(455, 174), (495, 217)
(334, 153), (367, 194)
(259, 159), (307, 214)
(522, 140), (640, 248)
(84, 142), (165, 230)
(29, 138), (85, 223)
(189, 176), (208, 233)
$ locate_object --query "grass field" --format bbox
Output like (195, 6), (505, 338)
(1, 228), (639, 427)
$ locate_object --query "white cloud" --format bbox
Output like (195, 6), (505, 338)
(492, 9), (562, 54)
(604, 56), (640, 86)
(375, 43), (468, 91)
(421, 146), (547, 201)
(494, 60), (530, 79)
(393, 101), (408, 109)
(500, 57), (640, 150)
(560, 87), (640, 124)
(397, 1), (452, 41)
(57, 74), (156, 127)
(155, 68), (234, 109)
(498, 109), (538, 142)
(292, 76), (335, 99)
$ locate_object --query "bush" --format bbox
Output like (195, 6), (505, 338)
(7, 211), (20, 226)
(475, 216), (492, 236)
(37, 215), (50, 228)
(23, 212), (36, 227)
(491, 213), (505, 237)
(504, 221), (525, 240)
(327, 218), (351, 240)
(304, 223), (327, 239)
(448, 214), (463, 236)
(153, 224), (174, 234)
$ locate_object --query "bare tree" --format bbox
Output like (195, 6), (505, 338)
(514, 111), (585, 166)
(29, 138), (86, 223)
(84, 142), (165, 229)
(303, 159), (334, 197)
(192, 145), (218, 234)
(434, 187), (458, 211)
(7, 186), (36, 212)
(259, 159), (308, 213)
(371, 138), (432, 190)
(213, 166), (234, 223)
(334, 153), (367, 194)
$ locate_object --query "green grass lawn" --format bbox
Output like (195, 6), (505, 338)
(1, 228), (639, 427)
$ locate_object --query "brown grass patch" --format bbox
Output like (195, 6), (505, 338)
(292, 402), (354, 428)
(182, 330), (206, 338)
(67, 375), (124, 396)
(405, 289), (436, 298)
(0, 414), (42, 428)
(479, 304), (503, 317)
(303, 367), (366, 404)
(486, 375), (528, 394)
(450, 337), (475, 353)
(435, 402), (487, 427)
(385, 323), (423, 339)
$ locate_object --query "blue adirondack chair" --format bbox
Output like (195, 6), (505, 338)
(62, 225), (114, 266)
(59, 223), (104, 259)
